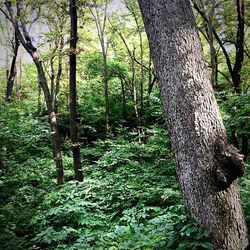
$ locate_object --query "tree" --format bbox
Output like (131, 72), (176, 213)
(108, 18), (139, 124)
(0, 13), (20, 101)
(125, 0), (144, 118)
(41, 1), (67, 114)
(192, 0), (249, 161)
(4, 0), (64, 185)
(137, 0), (248, 249)
(193, 0), (219, 88)
(5, 31), (19, 101)
(69, 0), (83, 181)
(90, 0), (110, 137)
(192, 0), (245, 94)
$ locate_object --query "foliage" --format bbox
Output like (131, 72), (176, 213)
(29, 126), (212, 250)
(218, 92), (250, 137)
(0, 0), (249, 249)
(0, 117), (213, 249)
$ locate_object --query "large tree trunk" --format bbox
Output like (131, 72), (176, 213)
(69, 0), (83, 182)
(137, 0), (248, 249)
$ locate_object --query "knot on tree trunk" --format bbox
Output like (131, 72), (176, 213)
(214, 139), (245, 190)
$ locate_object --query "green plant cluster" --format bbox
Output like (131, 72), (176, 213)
(0, 100), (213, 249)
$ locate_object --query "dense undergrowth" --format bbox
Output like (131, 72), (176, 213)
(0, 99), (217, 250)
(0, 90), (249, 250)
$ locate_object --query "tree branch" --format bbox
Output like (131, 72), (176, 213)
(192, 1), (234, 79)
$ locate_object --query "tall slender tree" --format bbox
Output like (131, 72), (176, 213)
(69, 0), (83, 181)
(0, 15), (20, 101)
(90, 0), (110, 137)
(4, 0), (64, 185)
(109, 19), (139, 124)
(137, 0), (248, 249)
(125, 0), (144, 117)
(5, 31), (19, 101)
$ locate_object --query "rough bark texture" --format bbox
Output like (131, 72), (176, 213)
(206, 1), (218, 88)
(69, 0), (83, 182)
(137, 0), (248, 249)
(194, 0), (248, 161)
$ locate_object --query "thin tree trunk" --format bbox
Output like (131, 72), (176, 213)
(54, 36), (64, 113)
(138, 0), (248, 249)
(90, 2), (110, 137)
(102, 46), (110, 136)
(131, 55), (139, 125)
(121, 79), (127, 119)
(69, 0), (83, 182)
(6, 32), (19, 101)
(5, 0), (64, 185)
(15, 49), (21, 100)
(37, 81), (42, 115)
(50, 55), (55, 105)
(34, 58), (64, 185)
(232, 0), (244, 94)
(126, 3), (144, 116)
(193, 0), (244, 93)
(108, 19), (140, 124)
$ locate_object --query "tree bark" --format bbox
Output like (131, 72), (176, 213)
(137, 0), (248, 249)
(207, 1), (218, 88)
(69, 0), (83, 182)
